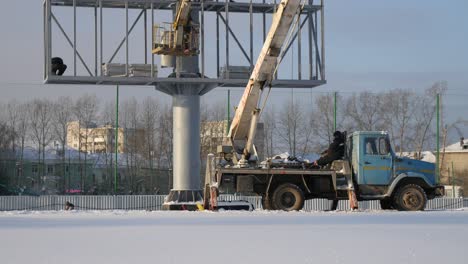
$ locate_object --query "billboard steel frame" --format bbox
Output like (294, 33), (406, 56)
(43, 0), (325, 88)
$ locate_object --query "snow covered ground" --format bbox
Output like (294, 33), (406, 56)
(1, 209), (467, 264)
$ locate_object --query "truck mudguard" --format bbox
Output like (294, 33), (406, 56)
(385, 172), (435, 197)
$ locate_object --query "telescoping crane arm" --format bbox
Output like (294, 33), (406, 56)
(173, 0), (192, 48)
(173, 0), (192, 30)
(228, 0), (303, 164)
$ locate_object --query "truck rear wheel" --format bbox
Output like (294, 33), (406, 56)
(393, 184), (427, 211)
(271, 183), (305, 211)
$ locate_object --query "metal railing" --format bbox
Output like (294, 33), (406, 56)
(152, 24), (199, 56)
(0, 195), (165, 211)
(0, 195), (466, 211)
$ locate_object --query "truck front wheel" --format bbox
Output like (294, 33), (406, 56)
(393, 184), (427, 211)
(271, 184), (305, 211)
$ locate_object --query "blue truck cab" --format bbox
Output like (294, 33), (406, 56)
(348, 131), (444, 210)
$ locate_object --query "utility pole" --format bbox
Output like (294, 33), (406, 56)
(452, 161), (455, 198)
(226, 89), (231, 135)
(115, 84), (119, 194)
(333, 91), (337, 131)
(68, 149), (71, 192)
(436, 93), (440, 184)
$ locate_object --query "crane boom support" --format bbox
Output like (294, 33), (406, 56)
(173, 0), (192, 29)
(228, 0), (302, 158)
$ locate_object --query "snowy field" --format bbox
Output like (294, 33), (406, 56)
(1, 209), (468, 264)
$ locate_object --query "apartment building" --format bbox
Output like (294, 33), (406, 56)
(66, 121), (127, 153)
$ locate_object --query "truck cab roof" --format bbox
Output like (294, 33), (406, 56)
(350, 131), (389, 137)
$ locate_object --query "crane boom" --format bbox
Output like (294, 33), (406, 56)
(228, 0), (302, 162)
(173, 0), (192, 30)
(173, 0), (192, 48)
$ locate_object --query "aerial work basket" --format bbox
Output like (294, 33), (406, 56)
(152, 23), (199, 56)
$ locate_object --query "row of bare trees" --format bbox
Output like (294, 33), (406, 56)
(0, 95), (174, 193)
(0, 83), (454, 167)
(0, 81), (463, 192)
(261, 82), (451, 159)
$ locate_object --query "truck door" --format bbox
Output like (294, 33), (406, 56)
(360, 136), (392, 185)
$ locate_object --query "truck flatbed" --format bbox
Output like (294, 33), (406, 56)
(217, 166), (342, 192)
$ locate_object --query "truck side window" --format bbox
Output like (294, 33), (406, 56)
(378, 137), (389, 155)
(364, 137), (378, 155)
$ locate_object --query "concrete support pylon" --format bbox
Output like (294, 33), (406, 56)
(158, 9), (217, 210)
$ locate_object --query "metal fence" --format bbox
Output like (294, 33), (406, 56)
(0, 195), (166, 211)
(0, 195), (466, 211)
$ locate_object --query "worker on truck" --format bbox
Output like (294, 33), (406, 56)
(313, 131), (345, 167)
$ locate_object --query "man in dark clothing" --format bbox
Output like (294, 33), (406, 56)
(313, 131), (345, 167)
(51, 57), (67, 76)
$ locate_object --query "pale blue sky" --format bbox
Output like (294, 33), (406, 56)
(0, 0), (467, 126)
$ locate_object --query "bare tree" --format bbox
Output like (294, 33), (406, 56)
(159, 104), (173, 169)
(52, 96), (73, 192)
(6, 100), (19, 153)
(276, 98), (306, 157)
(0, 122), (15, 151)
(410, 82), (447, 158)
(140, 97), (160, 192)
(345, 91), (384, 131)
(74, 94), (99, 192)
(381, 89), (415, 155)
(149, 102), (173, 196)
(0, 102), (15, 188)
(0, 120), (16, 187)
(99, 101), (117, 193)
(2, 101), (35, 187)
(12, 102), (29, 186)
(310, 93), (337, 151)
(121, 97), (142, 193)
(28, 99), (54, 185)
(300, 106), (317, 156)
(0, 102), (5, 123)
(261, 106), (276, 158)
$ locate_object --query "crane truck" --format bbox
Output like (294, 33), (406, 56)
(202, 0), (444, 211)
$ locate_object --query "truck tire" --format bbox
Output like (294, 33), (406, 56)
(271, 183), (305, 211)
(393, 184), (427, 211)
(261, 195), (273, 210)
(379, 198), (393, 210)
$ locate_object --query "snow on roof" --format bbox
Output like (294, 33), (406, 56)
(19, 146), (83, 161)
(443, 139), (468, 153)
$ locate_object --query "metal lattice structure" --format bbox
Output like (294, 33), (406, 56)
(43, 0), (325, 88)
(44, 0), (326, 208)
